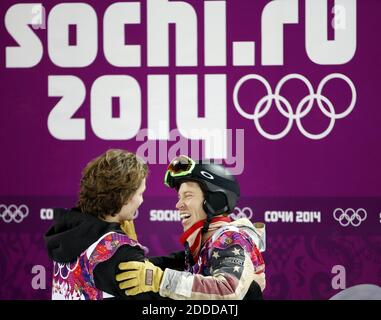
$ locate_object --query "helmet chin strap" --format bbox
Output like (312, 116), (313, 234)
(183, 201), (231, 269)
(184, 241), (195, 268)
(201, 199), (229, 234)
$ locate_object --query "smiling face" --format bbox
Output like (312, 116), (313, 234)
(176, 181), (207, 231)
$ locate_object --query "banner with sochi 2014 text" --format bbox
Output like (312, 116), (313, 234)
(0, 0), (380, 300)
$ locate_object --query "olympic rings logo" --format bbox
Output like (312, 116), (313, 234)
(233, 73), (356, 140)
(53, 260), (79, 280)
(230, 207), (253, 220)
(333, 208), (367, 227)
(0, 204), (29, 223)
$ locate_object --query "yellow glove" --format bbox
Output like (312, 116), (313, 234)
(120, 220), (138, 241)
(116, 260), (164, 296)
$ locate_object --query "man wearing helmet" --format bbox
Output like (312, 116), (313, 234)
(116, 155), (266, 300)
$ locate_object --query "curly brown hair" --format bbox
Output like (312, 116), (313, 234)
(77, 149), (148, 219)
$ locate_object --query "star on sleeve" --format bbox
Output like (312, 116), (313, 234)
(212, 251), (220, 259)
(232, 247), (241, 255)
(233, 266), (241, 273)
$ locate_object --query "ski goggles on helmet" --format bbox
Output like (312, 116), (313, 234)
(164, 155), (196, 187)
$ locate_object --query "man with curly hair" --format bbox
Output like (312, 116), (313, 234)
(44, 149), (183, 300)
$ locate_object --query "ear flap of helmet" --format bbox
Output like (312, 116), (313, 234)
(203, 192), (229, 216)
(201, 179), (239, 214)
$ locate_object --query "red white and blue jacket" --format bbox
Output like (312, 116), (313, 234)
(159, 218), (266, 300)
